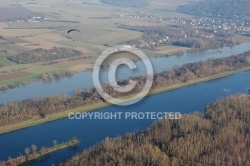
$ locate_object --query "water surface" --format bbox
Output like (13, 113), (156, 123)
(0, 71), (249, 165)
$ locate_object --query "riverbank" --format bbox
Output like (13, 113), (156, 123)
(0, 66), (249, 135)
(0, 137), (79, 166)
(1, 42), (250, 92)
(0, 57), (94, 91)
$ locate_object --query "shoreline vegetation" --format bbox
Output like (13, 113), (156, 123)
(0, 69), (76, 91)
(0, 66), (249, 135)
(0, 137), (79, 166)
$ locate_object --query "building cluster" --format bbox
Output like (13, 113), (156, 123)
(15, 16), (52, 23)
(165, 17), (250, 35)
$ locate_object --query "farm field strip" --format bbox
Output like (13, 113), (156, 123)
(0, 71), (31, 82)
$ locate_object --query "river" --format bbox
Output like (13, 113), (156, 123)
(0, 43), (250, 104)
(0, 71), (249, 165)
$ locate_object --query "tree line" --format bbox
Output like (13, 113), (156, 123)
(0, 52), (249, 126)
(61, 95), (250, 166)
(7, 47), (83, 64)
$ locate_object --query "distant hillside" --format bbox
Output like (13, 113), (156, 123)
(177, 0), (250, 19)
(62, 95), (250, 166)
(100, 0), (148, 7)
(0, 7), (44, 22)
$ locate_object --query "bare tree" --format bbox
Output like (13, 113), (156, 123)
(31, 145), (37, 153)
(53, 140), (57, 146)
(24, 148), (31, 156)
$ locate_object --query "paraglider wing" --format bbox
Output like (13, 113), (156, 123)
(67, 29), (81, 34)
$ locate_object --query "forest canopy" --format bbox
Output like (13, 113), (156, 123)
(61, 95), (250, 166)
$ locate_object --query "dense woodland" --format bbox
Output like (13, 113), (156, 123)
(0, 52), (249, 126)
(8, 47), (83, 64)
(61, 95), (250, 166)
(100, 0), (148, 7)
(120, 25), (237, 50)
(177, 0), (250, 19)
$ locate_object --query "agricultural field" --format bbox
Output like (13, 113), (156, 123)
(0, 0), (196, 88)
(145, 45), (191, 57)
(148, 0), (194, 11)
(0, 71), (30, 82)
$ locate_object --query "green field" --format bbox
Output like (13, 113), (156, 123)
(0, 52), (15, 67)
